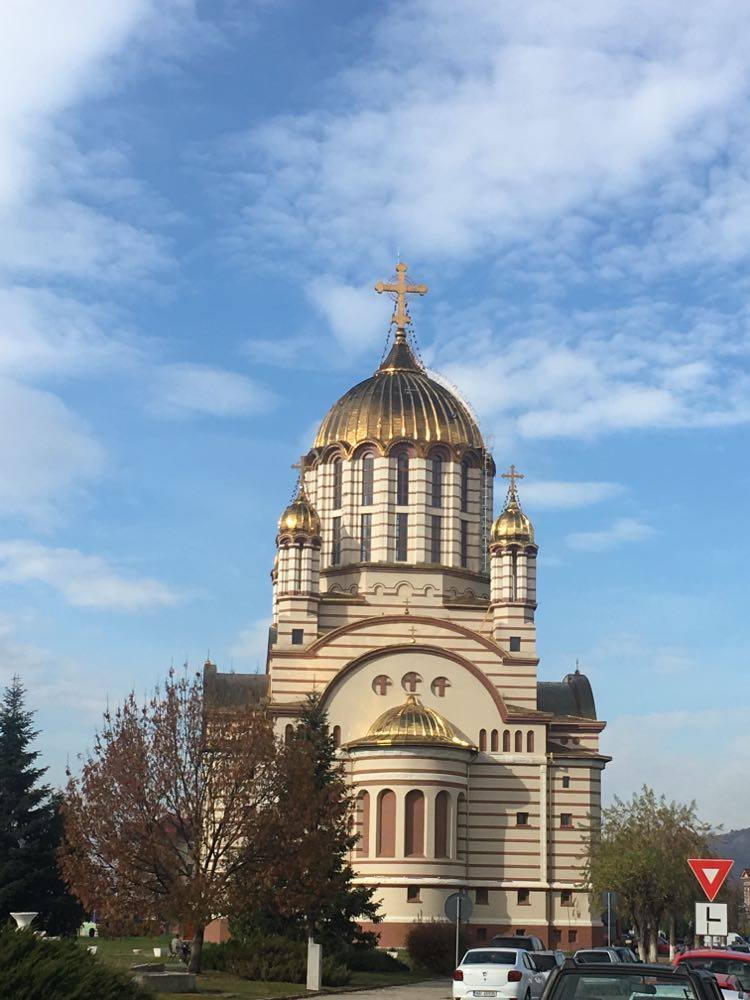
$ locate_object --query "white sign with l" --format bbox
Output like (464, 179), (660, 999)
(695, 902), (727, 937)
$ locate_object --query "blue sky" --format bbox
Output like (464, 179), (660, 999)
(1, 0), (749, 828)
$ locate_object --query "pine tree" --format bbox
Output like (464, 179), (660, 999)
(0, 677), (83, 935)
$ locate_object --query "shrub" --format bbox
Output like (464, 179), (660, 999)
(0, 926), (150, 1000)
(342, 945), (409, 972)
(202, 933), (351, 986)
(406, 919), (467, 976)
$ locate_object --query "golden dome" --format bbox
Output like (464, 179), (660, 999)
(313, 338), (484, 454)
(491, 490), (535, 545)
(277, 485), (321, 538)
(347, 694), (474, 749)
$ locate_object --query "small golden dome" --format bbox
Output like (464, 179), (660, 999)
(348, 694), (474, 749)
(313, 338), (484, 454)
(491, 490), (535, 546)
(277, 485), (321, 538)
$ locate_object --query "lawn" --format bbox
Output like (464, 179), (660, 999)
(79, 936), (425, 998)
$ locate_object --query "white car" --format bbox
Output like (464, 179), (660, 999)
(453, 948), (546, 1000)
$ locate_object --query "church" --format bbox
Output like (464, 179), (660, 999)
(205, 263), (609, 949)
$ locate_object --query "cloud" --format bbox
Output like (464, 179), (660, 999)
(521, 481), (624, 510)
(0, 540), (181, 611)
(566, 518), (655, 552)
(229, 617), (271, 670)
(147, 363), (277, 419)
(306, 277), (392, 355)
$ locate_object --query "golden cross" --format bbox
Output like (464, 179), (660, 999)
(501, 464), (525, 499)
(375, 262), (428, 341)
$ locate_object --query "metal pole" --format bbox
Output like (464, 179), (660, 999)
(607, 893), (611, 947)
(455, 894), (461, 969)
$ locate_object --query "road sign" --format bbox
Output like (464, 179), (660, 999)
(688, 858), (734, 902)
(445, 890), (473, 923)
(695, 902), (728, 937)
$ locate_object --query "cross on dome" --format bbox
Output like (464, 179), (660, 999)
(501, 463), (525, 501)
(375, 262), (428, 341)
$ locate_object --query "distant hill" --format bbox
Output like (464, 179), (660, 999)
(712, 828), (750, 877)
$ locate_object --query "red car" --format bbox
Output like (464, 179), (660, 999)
(674, 950), (750, 991)
(714, 973), (745, 993)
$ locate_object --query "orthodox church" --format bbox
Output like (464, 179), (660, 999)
(206, 263), (609, 948)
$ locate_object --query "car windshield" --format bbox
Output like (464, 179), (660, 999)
(534, 956), (560, 971)
(555, 973), (698, 1000)
(579, 953), (614, 963)
(463, 951), (517, 965)
(682, 959), (750, 988)
(616, 950), (633, 961)
(493, 938), (532, 948)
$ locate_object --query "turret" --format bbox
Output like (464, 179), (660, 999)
(274, 480), (321, 647)
(489, 466), (537, 656)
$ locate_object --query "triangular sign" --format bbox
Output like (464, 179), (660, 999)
(688, 858), (734, 901)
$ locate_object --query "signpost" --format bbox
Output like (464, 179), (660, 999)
(445, 890), (473, 969)
(689, 858), (733, 947)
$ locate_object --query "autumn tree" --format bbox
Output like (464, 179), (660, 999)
(60, 669), (281, 973)
(585, 787), (712, 961)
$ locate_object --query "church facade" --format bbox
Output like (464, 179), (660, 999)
(207, 264), (609, 948)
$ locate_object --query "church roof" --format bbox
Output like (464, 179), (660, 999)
(277, 483), (321, 538)
(537, 671), (597, 720)
(346, 694), (475, 750)
(203, 661), (269, 710)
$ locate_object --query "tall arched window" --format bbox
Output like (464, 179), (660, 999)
(479, 728), (487, 751)
(490, 729), (499, 752)
(503, 730), (511, 752)
(526, 730), (535, 753)
(460, 459), (470, 512)
(284, 723), (293, 745)
(431, 456), (443, 507)
(361, 453), (374, 505)
(404, 790), (425, 857)
(514, 730), (523, 753)
(332, 457), (343, 509)
(457, 793), (468, 860)
(434, 790), (450, 858)
(356, 791), (370, 856)
(396, 452), (409, 505)
(376, 790), (396, 857)
(332, 725), (341, 746)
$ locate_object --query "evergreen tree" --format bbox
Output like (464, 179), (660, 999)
(0, 677), (83, 935)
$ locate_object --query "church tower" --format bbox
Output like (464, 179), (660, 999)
(207, 262), (609, 950)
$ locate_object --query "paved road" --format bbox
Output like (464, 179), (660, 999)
(331, 982), (450, 1000)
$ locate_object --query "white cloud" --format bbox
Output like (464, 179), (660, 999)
(566, 518), (655, 551)
(148, 363), (276, 419)
(0, 540), (180, 611)
(229, 617), (271, 670)
(521, 480), (624, 509)
(306, 278), (392, 355)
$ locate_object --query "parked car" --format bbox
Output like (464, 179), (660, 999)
(714, 972), (746, 997)
(529, 952), (565, 983)
(613, 946), (640, 963)
(540, 958), (725, 1000)
(490, 935), (546, 952)
(453, 948), (547, 1000)
(573, 948), (623, 964)
(674, 950), (750, 991)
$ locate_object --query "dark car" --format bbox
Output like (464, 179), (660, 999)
(540, 959), (724, 1000)
(491, 935), (546, 952)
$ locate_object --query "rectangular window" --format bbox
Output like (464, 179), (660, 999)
(561, 813), (573, 829)
(517, 889), (530, 905)
(360, 513), (372, 561)
(396, 512), (408, 561)
(331, 516), (342, 566)
(562, 775), (571, 789)
(431, 457), (443, 507)
(476, 928), (487, 942)
(460, 519), (469, 568)
(291, 629), (304, 645)
(361, 454), (374, 505)
(406, 886), (420, 903)
(509, 635), (521, 652)
(561, 890), (572, 905)
(332, 460), (342, 510)
(396, 453), (409, 505)
(475, 888), (489, 905)
(568, 930), (577, 944)
(516, 812), (529, 827)
(430, 514), (442, 563)
(460, 460), (470, 512)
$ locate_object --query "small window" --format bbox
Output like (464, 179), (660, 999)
(475, 888), (489, 905)
(332, 725), (341, 746)
(503, 730), (510, 752)
(514, 730), (522, 753)
(396, 512), (408, 561)
(407, 886), (420, 903)
(476, 928), (487, 942)
(509, 636), (521, 652)
(568, 930), (577, 944)
(490, 729), (499, 752)
(284, 723), (293, 745)
(479, 728), (487, 751)
(460, 519), (469, 568)
(561, 890), (572, 905)
(552, 929), (562, 944)
(331, 516), (342, 566)
(460, 459), (470, 512)
(291, 628), (304, 645)
(396, 452), (409, 505)
(332, 457), (342, 510)
(516, 812), (529, 827)
(360, 512), (372, 561)
(518, 889), (530, 905)
(561, 813), (573, 829)
(430, 514), (442, 563)
(431, 676), (450, 697)
(361, 453), (374, 505)
(562, 775), (571, 789)
(372, 674), (391, 695)
(431, 456), (443, 507)
(526, 730), (535, 753)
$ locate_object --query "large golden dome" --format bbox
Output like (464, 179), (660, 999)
(347, 694), (474, 749)
(313, 337), (484, 455)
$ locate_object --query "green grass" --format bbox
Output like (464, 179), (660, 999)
(78, 936), (425, 998)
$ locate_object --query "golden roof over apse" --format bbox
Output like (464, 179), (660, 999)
(313, 263), (485, 455)
(346, 695), (475, 749)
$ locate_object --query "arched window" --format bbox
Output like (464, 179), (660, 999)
(490, 729), (499, 752)
(434, 790), (450, 858)
(396, 452), (409, 505)
(457, 793), (468, 860)
(460, 459), (470, 512)
(361, 453), (374, 505)
(404, 790), (425, 857)
(503, 730), (511, 752)
(355, 791), (370, 856)
(479, 728), (487, 751)
(431, 456), (443, 507)
(332, 457), (342, 510)
(514, 730), (523, 753)
(376, 790), (396, 857)
(284, 723), (293, 745)
(333, 725), (341, 747)
(526, 730), (535, 753)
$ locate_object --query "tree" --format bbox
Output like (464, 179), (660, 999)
(60, 669), (281, 973)
(585, 787), (712, 961)
(234, 693), (381, 951)
(0, 677), (83, 935)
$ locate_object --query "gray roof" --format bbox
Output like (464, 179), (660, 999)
(537, 671), (597, 720)
(203, 661), (269, 710)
